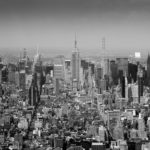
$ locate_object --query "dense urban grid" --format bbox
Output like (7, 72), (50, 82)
(0, 40), (150, 150)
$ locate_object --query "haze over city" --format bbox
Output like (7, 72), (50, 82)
(2, 1), (150, 149)
(0, 0), (150, 57)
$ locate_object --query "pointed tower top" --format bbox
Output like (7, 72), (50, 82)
(36, 44), (39, 54)
(75, 32), (77, 49)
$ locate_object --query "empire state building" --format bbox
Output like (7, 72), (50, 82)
(71, 36), (80, 90)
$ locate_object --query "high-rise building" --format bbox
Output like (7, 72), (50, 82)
(28, 73), (39, 106)
(15, 71), (20, 87)
(45, 64), (54, 76)
(23, 48), (27, 59)
(95, 64), (103, 93)
(131, 84), (138, 103)
(54, 64), (64, 80)
(121, 76), (125, 98)
(0, 84), (3, 97)
(0, 70), (1, 84)
(101, 58), (109, 78)
(33, 51), (43, 94)
(8, 63), (16, 84)
(64, 60), (71, 85)
(100, 79), (106, 93)
(116, 58), (128, 78)
(137, 64), (144, 103)
(89, 62), (95, 75)
(19, 70), (26, 91)
(29, 82), (39, 106)
(147, 54), (150, 86)
(71, 36), (80, 90)
(18, 49), (32, 74)
(55, 78), (60, 95)
(81, 59), (88, 70)
(128, 62), (138, 83)
(1, 66), (8, 83)
(33, 50), (42, 72)
(45, 74), (51, 84)
(53, 64), (65, 94)
(26, 74), (33, 90)
(110, 60), (118, 85)
(138, 114), (147, 139)
(107, 110), (121, 137)
(18, 59), (26, 71)
(79, 66), (84, 90)
(125, 73), (128, 99)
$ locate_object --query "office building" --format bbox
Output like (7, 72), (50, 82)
(137, 64), (144, 103)
(147, 54), (150, 86)
(45, 64), (54, 76)
(101, 58), (109, 78)
(54, 78), (60, 95)
(26, 74), (33, 90)
(53, 64), (65, 94)
(110, 60), (118, 85)
(131, 84), (138, 103)
(28, 73), (39, 106)
(121, 76), (125, 98)
(64, 60), (71, 85)
(128, 63), (138, 83)
(19, 70), (26, 91)
(54, 64), (64, 80)
(100, 79), (106, 93)
(8, 63), (16, 84)
(0, 70), (1, 83)
(116, 58), (128, 78)
(1, 66), (8, 83)
(71, 37), (80, 90)
(33, 51), (43, 94)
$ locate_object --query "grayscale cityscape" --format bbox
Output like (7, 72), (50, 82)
(1, 0), (150, 150)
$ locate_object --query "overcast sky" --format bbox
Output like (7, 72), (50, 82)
(0, 0), (150, 55)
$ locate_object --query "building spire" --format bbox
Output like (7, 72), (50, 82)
(75, 32), (77, 50)
(36, 44), (39, 54)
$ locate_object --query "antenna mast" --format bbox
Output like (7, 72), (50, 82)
(102, 37), (106, 58)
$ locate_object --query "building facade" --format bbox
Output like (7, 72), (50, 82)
(71, 38), (80, 90)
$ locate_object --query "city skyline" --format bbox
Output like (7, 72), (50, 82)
(0, 0), (150, 56)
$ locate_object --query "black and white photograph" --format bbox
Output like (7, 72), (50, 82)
(0, 0), (150, 149)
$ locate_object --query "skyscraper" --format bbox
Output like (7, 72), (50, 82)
(147, 54), (150, 86)
(29, 74), (39, 106)
(53, 64), (64, 94)
(33, 50), (43, 94)
(19, 70), (26, 91)
(64, 60), (71, 85)
(8, 63), (16, 84)
(71, 35), (80, 90)
(101, 58), (109, 78)
(110, 60), (118, 85)
(137, 64), (144, 103)
(54, 64), (64, 80)
(121, 76), (125, 98)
